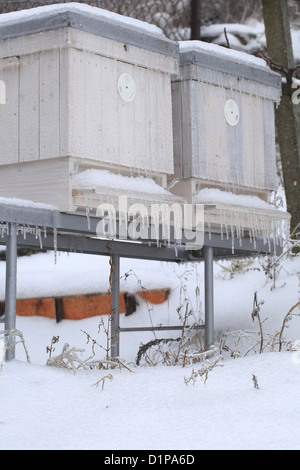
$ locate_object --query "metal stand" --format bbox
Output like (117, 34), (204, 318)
(0, 203), (280, 362)
(204, 245), (214, 350)
(110, 253), (120, 358)
(4, 223), (18, 361)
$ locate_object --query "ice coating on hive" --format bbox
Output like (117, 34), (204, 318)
(195, 188), (290, 252)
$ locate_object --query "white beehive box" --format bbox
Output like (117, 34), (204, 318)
(171, 41), (290, 244)
(0, 3), (179, 212)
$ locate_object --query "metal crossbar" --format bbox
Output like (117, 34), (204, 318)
(120, 325), (205, 333)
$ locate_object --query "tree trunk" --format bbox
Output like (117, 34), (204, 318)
(262, 0), (300, 234)
(190, 0), (201, 40)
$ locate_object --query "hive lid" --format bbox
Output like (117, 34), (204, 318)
(0, 3), (179, 58)
(179, 40), (282, 89)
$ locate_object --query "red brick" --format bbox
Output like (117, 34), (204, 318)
(62, 293), (126, 320)
(137, 288), (170, 304)
(15, 289), (170, 320)
(16, 298), (56, 319)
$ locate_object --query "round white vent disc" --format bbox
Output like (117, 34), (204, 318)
(224, 99), (240, 126)
(118, 73), (136, 103)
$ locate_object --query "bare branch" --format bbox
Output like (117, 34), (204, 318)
(224, 27), (231, 48)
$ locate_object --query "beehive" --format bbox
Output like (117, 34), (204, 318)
(171, 41), (290, 244)
(0, 3), (179, 212)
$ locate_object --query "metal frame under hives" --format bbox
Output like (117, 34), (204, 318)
(0, 202), (281, 362)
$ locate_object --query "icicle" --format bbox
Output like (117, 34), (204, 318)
(235, 211), (242, 247)
(220, 209), (224, 240)
(53, 228), (58, 264)
(206, 211), (211, 241)
(229, 211), (235, 253)
(38, 229), (43, 250)
(86, 205), (91, 231)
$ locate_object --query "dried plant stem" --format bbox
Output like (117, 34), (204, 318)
(92, 374), (113, 390)
(278, 300), (300, 351)
(252, 374), (259, 390)
(184, 355), (223, 386)
(251, 292), (265, 354)
(136, 336), (181, 366)
(0, 328), (30, 370)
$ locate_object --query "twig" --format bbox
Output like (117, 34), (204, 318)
(251, 292), (265, 354)
(255, 51), (300, 89)
(278, 300), (300, 351)
(92, 374), (113, 390)
(136, 336), (181, 366)
(224, 27), (230, 48)
(252, 374), (259, 390)
(184, 355), (223, 386)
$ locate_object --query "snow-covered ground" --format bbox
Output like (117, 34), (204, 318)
(0, 246), (299, 450)
(2, 351), (300, 451)
(0, 1), (300, 452)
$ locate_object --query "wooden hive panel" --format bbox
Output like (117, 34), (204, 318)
(66, 47), (174, 174)
(0, 5), (179, 211)
(171, 43), (282, 199)
(173, 79), (278, 191)
(40, 49), (61, 161)
(0, 6), (178, 178)
(0, 58), (19, 165)
(0, 50), (65, 164)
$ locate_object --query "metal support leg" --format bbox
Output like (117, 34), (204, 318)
(204, 245), (214, 351)
(5, 223), (18, 361)
(110, 253), (120, 358)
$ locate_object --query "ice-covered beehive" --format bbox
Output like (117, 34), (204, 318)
(171, 41), (290, 246)
(0, 3), (180, 212)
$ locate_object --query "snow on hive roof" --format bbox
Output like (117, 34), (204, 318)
(0, 2), (162, 36)
(179, 40), (281, 89)
(179, 40), (267, 70)
(0, 3), (178, 57)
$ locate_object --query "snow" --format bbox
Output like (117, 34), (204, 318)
(179, 38), (268, 69)
(2, 352), (300, 450)
(292, 28), (300, 62)
(198, 19), (300, 64)
(72, 169), (172, 197)
(0, 3), (299, 452)
(0, 196), (57, 211)
(194, 188), (273, 210)
(201, 22), (261, 38)
(0, 2), (165, 39)
(0, 248), (300, 450)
